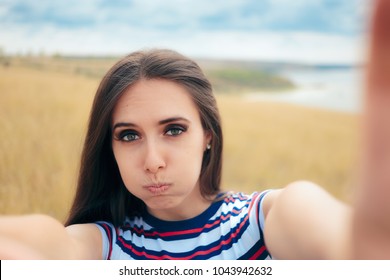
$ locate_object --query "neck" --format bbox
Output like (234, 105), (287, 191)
(147, 192), (216, 221)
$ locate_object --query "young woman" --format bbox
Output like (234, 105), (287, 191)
(68, 48), (273, 260)
(1, 0), (390, 260)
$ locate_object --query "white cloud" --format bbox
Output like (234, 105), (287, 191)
(0, 0), (371, 64)
(1, 23), (366, 65)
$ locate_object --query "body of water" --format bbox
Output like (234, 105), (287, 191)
(246, 67), (364, 113)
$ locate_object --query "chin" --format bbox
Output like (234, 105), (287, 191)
(145, 196), (179, 211)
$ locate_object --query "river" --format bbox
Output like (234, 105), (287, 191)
(245, 67), (365, 114)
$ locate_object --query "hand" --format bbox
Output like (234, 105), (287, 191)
(353, 0), (390, 259)
(0, 236), (44, 260)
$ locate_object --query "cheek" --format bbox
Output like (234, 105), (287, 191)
(174, 144), (205, 176)
(112, 147), (137, 182)
(175, 132), (207, 165)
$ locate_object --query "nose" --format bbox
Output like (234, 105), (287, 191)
(143, 140), (166, 174)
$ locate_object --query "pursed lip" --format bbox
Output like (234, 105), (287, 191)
(143, 182), (171, 195)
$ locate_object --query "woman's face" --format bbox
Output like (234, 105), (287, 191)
(111, 79), (212, 221)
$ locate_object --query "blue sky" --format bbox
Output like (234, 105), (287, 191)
(0, 0), (371, 64)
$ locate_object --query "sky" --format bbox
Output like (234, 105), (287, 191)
(0, 0), (371, 64)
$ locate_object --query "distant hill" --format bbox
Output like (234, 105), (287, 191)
(4, 55), (359, 95)
(204, 67), (295, 94)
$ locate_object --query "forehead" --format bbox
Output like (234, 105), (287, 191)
(112, 79), (200, 124)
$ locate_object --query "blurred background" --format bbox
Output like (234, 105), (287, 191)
(0, 0), (370, 221)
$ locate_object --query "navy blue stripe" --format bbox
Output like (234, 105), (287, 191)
(96, 222), (113, 259)
(116, 213), (251, 259)
(122, 209), (248, 241)
(121, 196), (254, 241)
(237, 239), (270, 260)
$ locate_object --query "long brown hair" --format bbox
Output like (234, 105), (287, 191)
(65, 49), (223, 227)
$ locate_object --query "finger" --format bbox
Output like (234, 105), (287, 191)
(353, 0), (390, 259)
(366, 0), (390, 91)
(360, 0), (390, 221)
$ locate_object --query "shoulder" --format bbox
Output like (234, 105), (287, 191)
(261, 181), (322, 217)
(221, 191), (272, 227)
(66, 223), (103, 259)
(262, 181), (352, 259)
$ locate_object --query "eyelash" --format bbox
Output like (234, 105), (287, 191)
(116, 130), (139, 142)
(114, 124), (187, 142)
(165, 124), (187, 136)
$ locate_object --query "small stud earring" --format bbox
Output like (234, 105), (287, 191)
(206, 143), (211, 150)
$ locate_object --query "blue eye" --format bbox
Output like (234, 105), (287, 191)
(165, 125), (187, 136)
(118, 130), (140, 142)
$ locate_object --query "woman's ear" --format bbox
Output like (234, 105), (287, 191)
(204, 130), (212, 151)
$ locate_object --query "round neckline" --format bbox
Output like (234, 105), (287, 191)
(142, 198), (224, 231)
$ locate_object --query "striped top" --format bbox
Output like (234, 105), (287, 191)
(95, 191), (272, 260)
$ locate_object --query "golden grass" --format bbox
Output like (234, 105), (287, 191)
(0, 64), (360, 221)
(218, 96), (359, 200)
(0, 66), (97, 220)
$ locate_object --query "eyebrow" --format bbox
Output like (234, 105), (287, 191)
(112, 117), (190, 131)
(158, 117), (190, 125)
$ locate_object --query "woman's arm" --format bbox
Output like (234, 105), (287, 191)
(0, 214), (102, 259)
(262, 181), (352, 259)
(352, 0), (390, 259)
(263, 0), (390, 260)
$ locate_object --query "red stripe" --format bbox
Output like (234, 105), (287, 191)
(250, 193), (267, 260)
(255, 193), (261, 228)
(118, 196), (259, 259)
(248, 245), (266, 260)
(125, 201), (250, 238)
(131, 216), (224, 237)
(101, 223), (113, 260)
(118, 209), (253, 260)
(224, 193), (247, 203)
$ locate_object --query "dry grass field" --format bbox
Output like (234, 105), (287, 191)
(0, 60), (360, 222)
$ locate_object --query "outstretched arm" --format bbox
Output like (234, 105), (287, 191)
(263, 0), (390, 260)
(263, 181), (352, 259)
(0, 214), (102, 259)
(352, 0), (390, 259)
